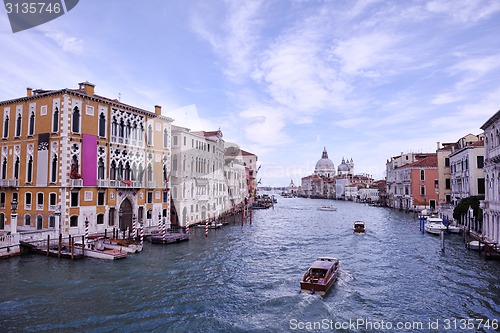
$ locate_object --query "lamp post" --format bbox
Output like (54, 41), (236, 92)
(119, 208), (124, 239)
(10, 199), (18, 235)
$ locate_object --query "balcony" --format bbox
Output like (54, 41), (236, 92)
(147, 181), (156, 188)
(101, 179), (144, 188)
(69, 179), (83, 187)
(0, 179), (19, 188)
(488, 145), (500, 162)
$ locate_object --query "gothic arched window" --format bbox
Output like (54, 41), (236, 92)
(72, 106), (80, 133)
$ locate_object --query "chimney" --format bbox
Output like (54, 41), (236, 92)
(78, 81), (95, 95)
(154, 105), (162, 115)
(436, 142), (440, 150)
(26, 87), (32, 97)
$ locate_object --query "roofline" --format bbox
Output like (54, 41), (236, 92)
(0, 88), (174, 122)
(481, 109), (500, 130)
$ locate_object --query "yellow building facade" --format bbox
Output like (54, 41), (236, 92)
(0, 82), (172, 237)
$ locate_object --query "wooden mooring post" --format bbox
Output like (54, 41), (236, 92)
(46, 235), (50, 256)
(70, 235), (74, 260)
(58, 233), (62, 259)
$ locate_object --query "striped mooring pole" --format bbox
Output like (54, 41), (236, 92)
(139, 222), (144, 246)
(84, 218), (89, 248)
(205, 217), (209, 237)
(186, 222), (190, 235)
(162, 217), (166, 241)
(132, 214), (137, 240)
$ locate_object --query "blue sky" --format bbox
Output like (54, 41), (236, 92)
(1, 0), (500, 186)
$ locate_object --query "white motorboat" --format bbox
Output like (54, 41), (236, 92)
(424, 216), (447, 235)
(468, 240), (484, 251)
(317, 205), (337, 211)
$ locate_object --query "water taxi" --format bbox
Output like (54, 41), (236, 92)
(300, 257), (339, 295)
(317, 205), (337, 211)
(353, 221), (366, 233)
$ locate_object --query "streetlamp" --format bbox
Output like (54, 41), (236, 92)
(119, 208), (124, 239)
(10, 199), (18, 235)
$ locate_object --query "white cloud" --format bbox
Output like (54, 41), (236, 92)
(44, 31), (84, 54)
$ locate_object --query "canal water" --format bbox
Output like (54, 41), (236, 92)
(1, 197), (500, 332)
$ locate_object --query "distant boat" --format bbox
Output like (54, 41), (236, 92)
(353, 221), (366, 233)
(317, 205), (337, 211)
(300, 257), (339, 295)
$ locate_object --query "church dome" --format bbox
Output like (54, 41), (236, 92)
(314, 148), (335, 177)
(338, 158), (349, 172)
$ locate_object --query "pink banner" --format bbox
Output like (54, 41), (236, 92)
(82, 134), (97, 186)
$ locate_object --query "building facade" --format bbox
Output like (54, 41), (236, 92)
(480, 112), (500, 245)
(0, 82), (172, 238)
(449, 135), (485, 205)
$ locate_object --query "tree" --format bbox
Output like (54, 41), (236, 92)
(453, 196), (484, 223)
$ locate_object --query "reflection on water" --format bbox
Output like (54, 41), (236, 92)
(1, 197), (500, 332)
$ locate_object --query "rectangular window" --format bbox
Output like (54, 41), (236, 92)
(97, 214), (104, 225)
(147, 191), (153, 203)
(49, 215), (55, 228)
(70, 216), (78, 227)
(40, 105), (48, 116)
(163, 191), (168, 203)
(70, 192), (79, 207)
(109, 208), (115, 226)
(0, 192), (5, 209)
(183, 137), (186, 146)
(98, 192), (105, 206)
(173, 135), (178, 146)
(477, 156), (484, 169)
(445, 178), (451, 190)
(25, 192), (32, 210)
(445, 158), (450, 167)
(478, 178), (485, 195)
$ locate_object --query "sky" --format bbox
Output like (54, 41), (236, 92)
(1, 0), (500, 187)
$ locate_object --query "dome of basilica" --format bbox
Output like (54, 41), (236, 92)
(314, 147), (335, 177)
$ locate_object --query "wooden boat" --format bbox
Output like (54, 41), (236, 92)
(75, 238), (127, 260)
(317, 205), (337, 211)
(300, 257), (339, 295)
(353, 221), (366, 233)
(103, 238), (143, 253)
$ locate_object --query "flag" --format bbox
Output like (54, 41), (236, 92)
(36, 133), (49, 186)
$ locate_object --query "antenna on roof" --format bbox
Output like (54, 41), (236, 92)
(118, 93), (121, 101)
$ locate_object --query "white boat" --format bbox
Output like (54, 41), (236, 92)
(446, 225), (462, 234)
(317, 205), (337, 211)
(468, 240), (484, 251)
(76, 239), (128, 260)
(424, 222), (448, 235)
(103, 239), (143, 253)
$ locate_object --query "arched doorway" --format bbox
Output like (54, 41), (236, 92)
(119, 198), (133, 231)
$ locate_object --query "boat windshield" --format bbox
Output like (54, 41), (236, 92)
(310, 269), (326, 277)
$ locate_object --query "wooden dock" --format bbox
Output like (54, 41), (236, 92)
(150, 233), (190, 245)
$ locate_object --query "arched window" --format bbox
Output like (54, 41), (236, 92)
(147, 163), (153, 181)
(98, 158), (105, 179)
(163, 129), (168, 148)
(51, 154), (58, 182)
(117, 161), (123, 180)
(138, 164), (143, 182)
(72, 106), (80, 133)
(119, 119), (124, 137)
(27, 155), (33, 183)
(111, 117), (117, 137)
(110, 161), (116, 180)
(125, 162), (131, 180)
(24, 214), (30, 226)
(52, 108), (59, 132)
(3, 115), (9, 138)
(147, 124), (153, 146)
(0, 213), (4, 230)
(15, 113), (21, 137)
(1, 157), (6, 179)
(98, 112), (106, 137)
(14, 156), (20, 179)
(28, 112), (35, 136)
